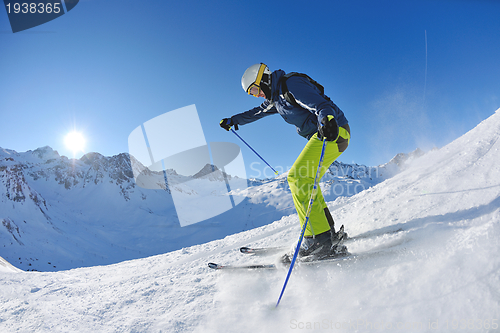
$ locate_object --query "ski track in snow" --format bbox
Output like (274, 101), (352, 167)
(1, 109), (500, 332)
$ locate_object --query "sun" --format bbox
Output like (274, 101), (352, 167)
(64, 131), (86, 156)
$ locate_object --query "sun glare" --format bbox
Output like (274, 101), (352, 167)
(64, 131), (86, 156)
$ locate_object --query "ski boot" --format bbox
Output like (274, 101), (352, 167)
(281, 230), (333, 264)
(329, 225), (349, 257)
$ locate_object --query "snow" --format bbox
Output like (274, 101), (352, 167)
(0, 255), (22, 273)
(1, 109), (500, 332)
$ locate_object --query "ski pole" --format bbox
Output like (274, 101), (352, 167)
(276, 138), (327, 307)
(230, 128), (279, 176)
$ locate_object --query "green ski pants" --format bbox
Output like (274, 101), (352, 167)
(287, 124), (350, 237)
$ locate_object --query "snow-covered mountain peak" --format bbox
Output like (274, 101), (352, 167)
(192, 163), (217, 177)
(0, 147), (19, 159)
(30, 146), (60, 161)
(192, 163), (234, 181)
(385, 147), (425, 167)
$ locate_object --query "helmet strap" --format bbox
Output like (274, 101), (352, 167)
(260, 73), (271, 99)
(261, 82), (271, 99)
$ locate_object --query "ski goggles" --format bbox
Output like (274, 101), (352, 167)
(246, 63), (267, 97)
(248, 85), (261, 97)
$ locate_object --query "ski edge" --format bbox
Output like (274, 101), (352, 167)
(208, 262), (277, 270)
(208, 253), (354, 271)
(239, 246), (287, 255)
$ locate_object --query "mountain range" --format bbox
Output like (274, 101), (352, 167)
(0, 145), (419, 271)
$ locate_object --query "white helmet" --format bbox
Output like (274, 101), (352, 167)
(241, 63), (271, 96)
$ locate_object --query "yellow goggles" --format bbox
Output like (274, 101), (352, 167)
(246, 63), (267, 96)
(248, 85), (261, 97)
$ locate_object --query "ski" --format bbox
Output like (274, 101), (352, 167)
(210, 225), (405, 271)
(239, 226), (405, 255)
(239, 246), (287, 255)
(208, 255), (353, 271)
(208, 252), (353, 271)
(208, 262), (276, 270)
(240, 225), (349, 256)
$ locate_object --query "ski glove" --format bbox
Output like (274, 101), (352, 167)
(220, 118), (238, 131)
(318, 115), (339, 141)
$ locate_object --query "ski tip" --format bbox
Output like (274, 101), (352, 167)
(208, 262), (221, 269)
(240, 247), (253, 254)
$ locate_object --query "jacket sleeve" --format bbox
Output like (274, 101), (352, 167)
(285, 76), (335, 123)
(231, 100), (278, 126)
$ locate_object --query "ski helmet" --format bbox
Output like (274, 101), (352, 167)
(241, 63), (271, 97)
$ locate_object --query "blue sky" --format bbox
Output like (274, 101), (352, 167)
(1, 0), (499, 179)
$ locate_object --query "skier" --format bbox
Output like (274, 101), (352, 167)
(220, 63), (350, 261)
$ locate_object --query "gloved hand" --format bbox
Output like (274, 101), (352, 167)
(318, 115), (339, 141)
(220, 118), (238, 131)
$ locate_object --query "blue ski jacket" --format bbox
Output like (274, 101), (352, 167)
(231, 70), (348, 139)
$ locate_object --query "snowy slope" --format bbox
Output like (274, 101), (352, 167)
(0, 109), (499, 333)
(0, 255), (22, 273)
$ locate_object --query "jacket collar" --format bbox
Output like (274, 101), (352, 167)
(270, 70), (286, 101)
